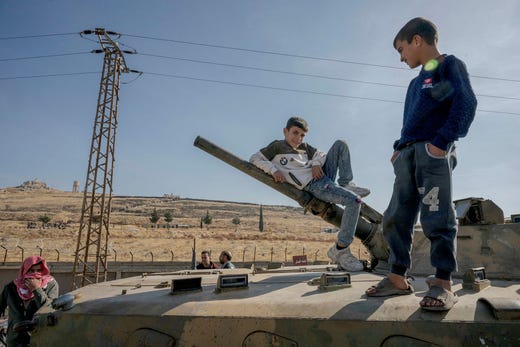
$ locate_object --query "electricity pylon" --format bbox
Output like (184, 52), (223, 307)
(72, 28), (132, 289)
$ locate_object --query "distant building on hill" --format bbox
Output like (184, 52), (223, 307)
(163, 193), (181, 200)
(73, 180), (80, 192)
(17, 178), (50, 191)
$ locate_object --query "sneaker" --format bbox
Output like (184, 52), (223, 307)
(342, 182), (370, 198)
(327, 244), (364, 272)
(327, 243), (341, 262)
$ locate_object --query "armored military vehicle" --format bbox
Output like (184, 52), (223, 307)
(28, 232), (520, 346)
(23, 138), (520, 346)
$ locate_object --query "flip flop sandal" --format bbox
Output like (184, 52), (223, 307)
(366, 277), (414, 297)
(421, 285), (458, 311)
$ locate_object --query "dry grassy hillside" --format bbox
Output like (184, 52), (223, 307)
(0, 186), (369, 264)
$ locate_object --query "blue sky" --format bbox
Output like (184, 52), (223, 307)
(1, 1), (519, 217)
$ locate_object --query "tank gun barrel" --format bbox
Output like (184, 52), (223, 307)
(193, 136), (389, 262)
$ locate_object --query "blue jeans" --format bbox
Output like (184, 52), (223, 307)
(304, 140), (361, 247)
(383, 141), (457, 281)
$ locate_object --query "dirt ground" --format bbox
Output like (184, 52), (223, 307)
(0, 188), (370, 264)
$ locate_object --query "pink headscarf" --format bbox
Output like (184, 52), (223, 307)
(14, 256), (54, 301)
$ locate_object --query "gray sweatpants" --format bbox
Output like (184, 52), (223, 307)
(383, 141), (457, 281)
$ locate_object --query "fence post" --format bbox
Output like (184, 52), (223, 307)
(17, 245), (24, 262)
(253, 246), (257, 267)
(148, 251), (154, 263)
(130, 251), (134, 263)
(55, 249), (60, 262)
(113, 249), (117, 263)
(170, 249), (174, 261)
(1, 245), (7, 265)
(314, 249), (320, 263)
(285, 247), (287, 262)
(270, 247), (274, 263)
(36, 245), (43, 257)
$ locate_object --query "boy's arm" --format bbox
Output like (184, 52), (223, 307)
(432, 58), (477, 150)
(307, 144), (326, 179)
(250, 151), (286, 182)
(250, 141), (290, 183)
(249, 140), (285, 174)
(249, 151), (278, 175)
(308, 145), (327, 167)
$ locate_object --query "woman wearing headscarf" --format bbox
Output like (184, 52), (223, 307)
(0, 256), (59, 346)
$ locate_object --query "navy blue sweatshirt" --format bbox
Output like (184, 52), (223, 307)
(394, 55), (477, 151)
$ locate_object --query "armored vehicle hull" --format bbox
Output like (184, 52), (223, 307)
(30, 265), (520, 346)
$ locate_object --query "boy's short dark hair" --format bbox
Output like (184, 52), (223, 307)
(393, 17), (438, 49)
(221, 250), (232, 260)
(286, 116), (308, 132)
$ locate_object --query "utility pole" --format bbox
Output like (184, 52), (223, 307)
(72, 28), (134, 289)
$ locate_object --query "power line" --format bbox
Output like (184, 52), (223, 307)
(139, 52), (406, 88)
(123, 33), (520, 83)
(142, 70), (520, 116)
(476, 94), (520, 101)
(0, 71), (98, 80)
(138, 52), (520, 101)
(0, 68), (517, 116)
(2, 48), (519, 101)
(477, 109), (520, 116)
(470, 75), (520, 83)
(2, 31), (518, 83)
(144, 71), (403, 104)
(0, 52), (91, 62)
(124, 33), (408, 70)
(0, 32), (78, 40)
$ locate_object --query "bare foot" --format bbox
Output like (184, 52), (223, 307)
(427, 277), (451, 290)
(420, 278), (453, 308)
(365, 273), (409, 295)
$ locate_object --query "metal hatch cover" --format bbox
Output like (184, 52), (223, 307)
(478, 297), (520, 320)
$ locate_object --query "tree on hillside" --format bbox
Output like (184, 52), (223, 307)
(150, 208), (160, 227)
(202, 210), (212, 229)
(38, 215), (51, 228)
(259, 205), (264, 232)
(232, 216), (241, 232)
(164, 211), (173, 228)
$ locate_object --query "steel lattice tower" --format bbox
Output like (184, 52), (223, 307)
(72, 29), (130, 289)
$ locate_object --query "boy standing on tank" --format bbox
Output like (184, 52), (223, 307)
(250, 116), (370, 272)
(366, 18), (477, 311)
